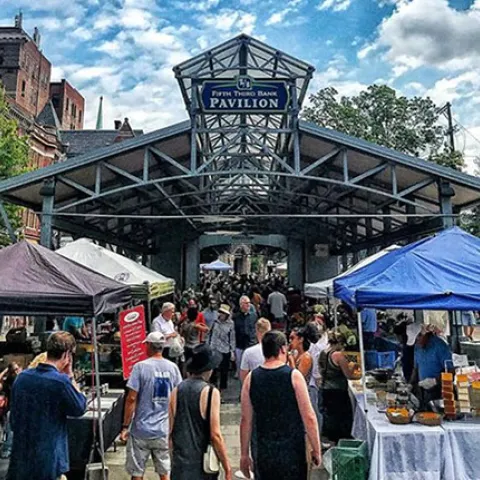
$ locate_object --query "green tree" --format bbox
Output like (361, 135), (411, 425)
(302, 85), (464, 170)
(0, 87), (30, 246)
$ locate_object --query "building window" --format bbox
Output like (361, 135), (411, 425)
(0, 55), (4, 65)
(66, 98), (69, 112)
(78, 110), (82, 123)
(21, 80), (26, 97)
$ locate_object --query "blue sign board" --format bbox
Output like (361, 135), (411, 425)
(201, 76), (290, 113)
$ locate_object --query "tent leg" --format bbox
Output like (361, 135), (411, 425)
(92, 316), (107, 480)
(333, 299), (338, 329)
(357, 311), (371, 449)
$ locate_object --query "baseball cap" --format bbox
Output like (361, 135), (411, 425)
(142, 332), (166, 345)
(406, 323), (422, 346)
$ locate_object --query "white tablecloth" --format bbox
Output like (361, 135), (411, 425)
(351, 389), (455, 480)
(442, 421), (480, 480)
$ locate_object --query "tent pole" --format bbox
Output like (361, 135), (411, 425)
(145, 282), (152, 330)
(333, 298), (338, 329)
(92, 315), (107, 480)
(357, 311), (371, 449)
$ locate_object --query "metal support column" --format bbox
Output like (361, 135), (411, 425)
(40, 178), (55, 248)
(190, 82), (198, 173)
(439, 181), (455, 228)
(185, 238), (200, 288)
(291, 82), (301, 174)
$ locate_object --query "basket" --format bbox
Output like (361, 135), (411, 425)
(331, 440), (368, 480)
(386, 411), (413, 425)
(415, 412), (442, 426)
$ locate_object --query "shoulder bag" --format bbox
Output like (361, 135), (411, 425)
(203, 385), (220, 474)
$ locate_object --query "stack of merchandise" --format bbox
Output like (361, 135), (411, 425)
(442, 372), (456, 419)
(471, 381), (480, 415)
(456, 374), (471, 414)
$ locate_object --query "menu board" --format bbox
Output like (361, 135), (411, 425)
(119, 305), (148, 379)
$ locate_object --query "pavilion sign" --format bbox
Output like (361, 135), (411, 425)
(201, 76), (290, 113)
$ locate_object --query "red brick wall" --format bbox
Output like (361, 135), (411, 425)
(15, 40), (51, 118)
(50, 79), (85, 130)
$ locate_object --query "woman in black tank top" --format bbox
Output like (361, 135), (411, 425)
(319, 331), (360, 443)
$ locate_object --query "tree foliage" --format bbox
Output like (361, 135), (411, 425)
(302, 85), (464, 170)
(0, 87), (30, 245)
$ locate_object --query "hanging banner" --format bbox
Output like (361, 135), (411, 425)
(201, 75), (290, 113)
(119, 305), (148, 379)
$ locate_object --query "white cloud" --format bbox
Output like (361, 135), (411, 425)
(71, 26), (93, 41)
(266, 9), (290, 26)
(365, 0), (480, 73)
(426, 72), (480, 106)
(119, 8), (154, 29)
(176, 0), (220, 11)
(317, 0), (352, 12)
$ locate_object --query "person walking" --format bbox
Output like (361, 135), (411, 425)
(152, 302), (179, 361)
(267, 285), (287, 329)
(169, 344), (232, 480)
(203, 298), (219, 329)
(239, 318), (271, 383)
(7, 332), (87, 480)
(233, 296), (257, 378)
(240, 331), (321, 480)
(208, 304), (236, 393)
(120, 332), (182, 480)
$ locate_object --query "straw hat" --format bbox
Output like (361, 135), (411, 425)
(219, 304), (231, 315)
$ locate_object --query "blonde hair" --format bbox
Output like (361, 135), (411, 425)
(162, 302), (175, 313)
(256, 318), (271, 335)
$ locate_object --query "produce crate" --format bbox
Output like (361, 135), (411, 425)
(331, 439), (369, 480)
(365, 350), (396, 370)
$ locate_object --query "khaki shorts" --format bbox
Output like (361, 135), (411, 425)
(126, 434), (170, 476)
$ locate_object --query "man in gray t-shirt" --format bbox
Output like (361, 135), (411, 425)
(120, 332), (182, 480)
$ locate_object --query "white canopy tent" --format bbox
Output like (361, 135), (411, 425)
(304, 245), (400, 299)
(57, 238), (175, 299)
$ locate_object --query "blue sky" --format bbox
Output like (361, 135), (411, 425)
(1, 0), (480, 166)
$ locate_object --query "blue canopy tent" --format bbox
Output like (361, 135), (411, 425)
(334, 227), (480, 311)
(333, 227), (480, 443)
(202, 260), (233, 272)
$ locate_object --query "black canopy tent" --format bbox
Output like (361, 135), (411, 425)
(0, 241), (131, 315)
(0, 241), (131, 479)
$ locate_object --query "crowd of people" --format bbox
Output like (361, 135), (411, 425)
(1, 270), (467, 480)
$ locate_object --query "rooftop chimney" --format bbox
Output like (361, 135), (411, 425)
(14, 12), (23, 29)
(114, 120), (122, 130)
(33, 27), (41, 47)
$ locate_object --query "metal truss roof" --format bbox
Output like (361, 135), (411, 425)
(1, 118), (480, 254)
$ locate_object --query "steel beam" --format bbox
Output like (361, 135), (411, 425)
(40, 178), (55, 248)
(300, 147), (342, 175)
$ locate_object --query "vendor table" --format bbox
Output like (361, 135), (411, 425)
(351, 391), (448, 480)
(68, 389), (125, 472)
(442, 421), (480, 480)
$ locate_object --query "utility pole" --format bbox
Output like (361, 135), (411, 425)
(438, 102), (456, 151)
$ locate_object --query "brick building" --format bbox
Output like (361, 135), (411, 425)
(0, 15), (142, 244)
(0, 14), (83, 242)
(50, 79), (85, 130)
